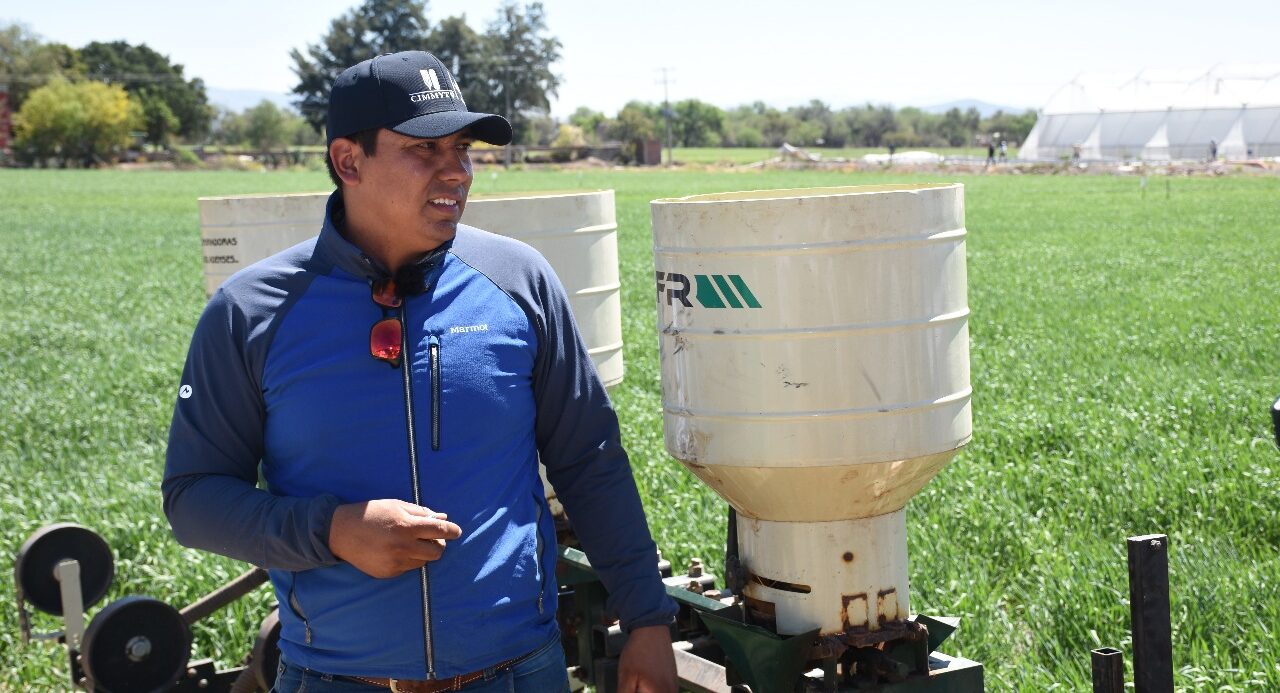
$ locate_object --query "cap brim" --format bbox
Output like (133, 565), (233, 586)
(390, 111), (513, 146)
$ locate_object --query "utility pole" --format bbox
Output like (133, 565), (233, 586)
(495, 55), (530, 169)
(503, 75), (513, 169)
(656, 67), (675, 166)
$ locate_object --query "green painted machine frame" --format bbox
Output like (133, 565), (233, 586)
(557, 546), (983, 693)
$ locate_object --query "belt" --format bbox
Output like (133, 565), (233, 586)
(342, 652), (528, 693)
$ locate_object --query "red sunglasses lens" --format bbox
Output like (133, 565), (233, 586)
(370, 318), (402, 364)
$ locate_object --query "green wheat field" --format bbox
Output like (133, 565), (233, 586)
(1, 165), (1278, 691)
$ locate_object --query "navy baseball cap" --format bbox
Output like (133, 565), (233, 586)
(326, 50), (512, 146)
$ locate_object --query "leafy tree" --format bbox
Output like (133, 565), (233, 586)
(889, 107), (942, 147)
(568, 106), (606, 143)
(608, 101), (659, 142)
(14, 78), (142, 166)
(721, 105), (763, 147)
(520, 112), (558, 145)
(209, 103), (322, 148)
(785, 119), (824, 147)
(789, 100), (839, 146)
(78, 41), (211, 144)
(550, 123), (585, 148)
(981, 109), (1038, 145)
(426, 15), (487, 105)
(287, 111), (325, 146)
(759, 106), (798, 147)
(935, 107), (980, 147)
(0, 23), (83, 115)
(290, 0), (431, 132)
(210, 107), (247, 146)
(290, 0), (562, 144)
(672, 99), (723, 147)
(474, 2), (562, 144)
(136, 93), (181, 145)
(244, 100), (288, 151)
(844, 104), (898, 147)
(724, 123), (763, 148)
(604, 101), (659, 162)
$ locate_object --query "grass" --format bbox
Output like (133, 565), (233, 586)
(1, 166), (1278, 691)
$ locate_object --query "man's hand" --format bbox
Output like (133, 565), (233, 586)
(617, 624), (677, 693)
(328, 499), (462, 578)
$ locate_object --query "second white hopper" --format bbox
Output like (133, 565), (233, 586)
(651, 183), (972, 637)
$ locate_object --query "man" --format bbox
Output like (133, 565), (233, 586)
(163, 50), (678, 693)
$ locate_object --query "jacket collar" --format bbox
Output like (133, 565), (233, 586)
(316, 190), (451, 295)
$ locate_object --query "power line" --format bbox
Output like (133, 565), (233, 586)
(0, 73), (192, 83)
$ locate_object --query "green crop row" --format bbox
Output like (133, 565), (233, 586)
(1, 168), (1277, 690)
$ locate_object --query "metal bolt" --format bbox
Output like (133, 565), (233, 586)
(198, 679), (209, 688)
(687, 558), (703, 578)
(187, 668), (197, 678)
(686, 580), (704, 595)
(126, 636), (152, 662)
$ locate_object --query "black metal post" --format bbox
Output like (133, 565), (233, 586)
(1269, 395), (1280, 449)
(1090, 647), (1124, 693)
(1127, 534), (1173, 692)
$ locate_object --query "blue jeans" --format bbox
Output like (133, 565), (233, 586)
(271, 637), (569, 693)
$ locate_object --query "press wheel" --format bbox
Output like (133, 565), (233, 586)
(82, 596), (191, 693)
(251, 608), (282, 690)
(14, 523), (114, 615)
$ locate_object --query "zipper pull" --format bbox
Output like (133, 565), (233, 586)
(429, 336), (441, 451)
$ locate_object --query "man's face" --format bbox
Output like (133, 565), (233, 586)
(354, 128), (475, 252)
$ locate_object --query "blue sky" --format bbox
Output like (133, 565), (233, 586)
(4, 0), (1278, 116)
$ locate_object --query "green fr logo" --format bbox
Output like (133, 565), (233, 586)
(656, 272), (762, 309)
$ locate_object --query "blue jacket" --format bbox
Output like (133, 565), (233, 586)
(163, 192), (676, 680)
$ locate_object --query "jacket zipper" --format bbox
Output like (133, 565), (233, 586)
(288, 578), (312, 644)
(429, 337), (441, 451)
(400, 301), (436, 677)
(534, 495), (545, 614)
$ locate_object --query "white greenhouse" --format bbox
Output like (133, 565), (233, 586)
(1019, 65), (1280, 161)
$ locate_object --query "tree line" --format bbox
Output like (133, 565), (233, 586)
(1, 23), (214, 165)
(2, 0), (1036, 167)
(562, 101), (1035, 157)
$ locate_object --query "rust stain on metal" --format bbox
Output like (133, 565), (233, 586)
(841, 593), (869, 632)
(842, 551), (854, 563)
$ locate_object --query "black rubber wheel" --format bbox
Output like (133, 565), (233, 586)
(251, 608), (282, 690)
(14, 523), (114, 615)
(82, 596), (191, 693)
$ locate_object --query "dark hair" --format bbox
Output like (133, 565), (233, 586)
(325, 128), (382, 188)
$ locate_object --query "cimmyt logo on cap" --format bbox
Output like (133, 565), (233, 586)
(411, 69), (465, 106)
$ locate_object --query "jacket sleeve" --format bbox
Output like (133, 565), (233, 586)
(529, 259), (678, 632)
(162, 287), (341, 571)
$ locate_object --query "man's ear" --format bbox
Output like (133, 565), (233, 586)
(329, 138), (362, 186)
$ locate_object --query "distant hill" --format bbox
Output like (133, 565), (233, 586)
(921, 99), (1030, 117)
(207, 87), (296, 113)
